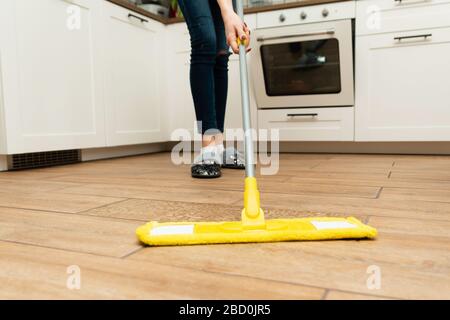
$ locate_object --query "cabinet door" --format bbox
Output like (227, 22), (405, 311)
(225, 54), (258, 136)
(355, 27), (450, 141)
(224, 55), (244, 132)
(103, 3), (164, 146)
(167, 52), (197, 139)
(0, 0), (105, 154)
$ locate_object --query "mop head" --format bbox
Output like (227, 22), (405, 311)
(136, 216), (377, 246)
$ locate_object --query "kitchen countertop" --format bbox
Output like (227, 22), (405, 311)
(107, 0), (350, 25)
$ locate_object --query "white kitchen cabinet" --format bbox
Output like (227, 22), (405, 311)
(225, 55), (246, 132)
(355, 26), (450, 141)
(258, 107), (354, 141)
(165, 23), (197, 140)
(0, 82), (6, 154)
(357, 0), (450, 36)
(0, 0), (106, 154)
(166, 51), (198, 139)
(225, 54), (258, 136)
(102, 2), (165, 146)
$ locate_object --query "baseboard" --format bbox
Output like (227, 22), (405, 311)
(167, 140), (450, 155)
(81, 142), (170, 162)
(1, 141), (449, 171)
(0, 155), (7, 171)
(277, 141), (450, 155)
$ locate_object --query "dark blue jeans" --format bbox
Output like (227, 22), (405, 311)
(177, 0), (233, 135)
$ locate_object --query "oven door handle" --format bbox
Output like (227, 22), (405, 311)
(257, 29), (336, 42)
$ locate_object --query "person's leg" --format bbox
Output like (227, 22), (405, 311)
(209, 0), (245, 169)
(209, 0), (230, 152)
(178, 0), (220, 147)
(178, 0), (222, 178)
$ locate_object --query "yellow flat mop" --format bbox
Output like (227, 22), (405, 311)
(136, 1), (377, 246)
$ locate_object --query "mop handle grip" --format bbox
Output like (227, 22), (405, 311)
(237, 37), (249, 47)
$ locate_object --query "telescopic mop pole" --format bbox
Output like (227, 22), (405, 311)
(236, 0), (255, 179)
(236, 0), (265, 227)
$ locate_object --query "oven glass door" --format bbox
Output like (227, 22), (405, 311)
(260, 38), (342, 96)
(252, 19), (354, 109)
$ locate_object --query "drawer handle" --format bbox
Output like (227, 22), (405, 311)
(257, 29), (335, 42)
(128, 13), (148, 24)
(394, 34), (432, 42)
(287, 113), (318, 117)
(394, 0), (432, 5)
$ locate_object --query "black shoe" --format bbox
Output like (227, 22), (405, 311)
(191, 160), (222, 179)
(222, 148), (245, 170)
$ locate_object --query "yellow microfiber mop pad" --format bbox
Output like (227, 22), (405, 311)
(136, 177), (377, 246)
(136, 2), (377, 247)
(136, 216), (377, 246)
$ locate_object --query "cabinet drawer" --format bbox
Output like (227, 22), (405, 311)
(104, 1), (158, 33)
(256, 1), (355, 29)
(258, 107), (354, 141)
(356, 0), (450, 36)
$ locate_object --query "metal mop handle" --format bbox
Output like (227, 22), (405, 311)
(236, 0), (255, 178)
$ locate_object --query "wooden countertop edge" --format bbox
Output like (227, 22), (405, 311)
(107, 0), (349, 25)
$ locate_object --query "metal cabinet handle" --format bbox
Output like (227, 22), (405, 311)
(395, 0), (432, 5)
(257, 29), (335, 42)
(394, 34), (432, 42)
(128, 13), (148, 24)
(279, 13), (286, 23)
(287, 113), (318, 117)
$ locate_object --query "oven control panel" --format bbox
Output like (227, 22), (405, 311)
(256, 0), (356, 29)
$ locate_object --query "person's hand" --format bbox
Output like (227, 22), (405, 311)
(222, 11), (251, 54)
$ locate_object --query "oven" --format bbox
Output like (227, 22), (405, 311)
(251, 18), (354, 109)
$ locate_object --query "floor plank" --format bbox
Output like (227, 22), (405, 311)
(59, 183), (244, 205)
(389, 170), (450, 182)
(130, 241), (450, 299)
(47, 172), (291, 192)
(325, 291), (393, 300)
(0, 190), (125, 213)
(0, 207), (141, 257)
(0, 178), (81, 193)
(83, 198), (369, 223)
(379, 187), (450, 203)
(0, 242), (324, 300)
(55, 176), (380, 199)
(257, 193), (450, 221)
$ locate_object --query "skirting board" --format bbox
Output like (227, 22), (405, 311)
(81, 142), (169, 162)
(167, 141), (450, 155)
(276, 141), (450, 155)
(2, 141), (449, 171)
(0, 155), (7, 171)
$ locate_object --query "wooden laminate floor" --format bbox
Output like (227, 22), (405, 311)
(1, 152), (449, 300)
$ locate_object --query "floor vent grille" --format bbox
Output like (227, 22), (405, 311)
(10, 150), (81, 170)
